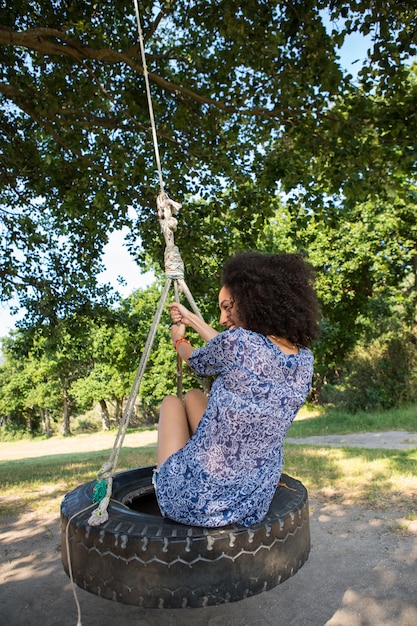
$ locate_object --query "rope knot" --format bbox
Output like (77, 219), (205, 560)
(97, 461), (113, 480)
(88, 462), (114, 526)
(165, 245), (184, 280)
(157, 192), (182, 247)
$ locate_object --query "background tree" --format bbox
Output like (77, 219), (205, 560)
(0, 330), (62, 433)
(69, 282), (184, 427)
(0, 315), (99, 434)
(0, 282), (210, 434)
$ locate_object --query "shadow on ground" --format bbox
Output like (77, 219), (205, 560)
(1, 499), (416, 626)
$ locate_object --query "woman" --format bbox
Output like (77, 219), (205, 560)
(153, 251), (319, 527)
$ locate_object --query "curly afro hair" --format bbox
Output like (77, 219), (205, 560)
(221, 252), (320, 347)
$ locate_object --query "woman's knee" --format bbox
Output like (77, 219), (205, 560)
(184, 388), (207, 434)
(184, 388), (206, 406)
(160, 394), (183, 413)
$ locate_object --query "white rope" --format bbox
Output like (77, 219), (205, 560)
(87, 278), (172, 525)
(65, 503), (97, 626)
(80, 0), (208, 532)
(133, 0), (165, 194)
(85, 192), (200, 527)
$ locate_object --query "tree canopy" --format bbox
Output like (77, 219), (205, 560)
(1, 0), (416, 323)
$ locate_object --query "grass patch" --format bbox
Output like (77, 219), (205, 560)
(289, 403), (417, 438)
(1, 437), (416, 520)
(284, 444), (417, 514)
(0, 446), (157, 517)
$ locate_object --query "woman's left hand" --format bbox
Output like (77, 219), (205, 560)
(169, 302), (193, 325)
(170, 323), (187, 345)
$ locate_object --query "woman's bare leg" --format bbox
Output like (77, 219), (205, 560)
(157, 395), (190, 467)
(184, 389), (208, 435)
(156, 389), (208, 467)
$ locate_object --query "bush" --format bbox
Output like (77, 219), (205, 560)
(0, 418), (33, 441)
(129, 399), (159, 427)
(326, 330), (417, 413)
(73, 415), (101, 433)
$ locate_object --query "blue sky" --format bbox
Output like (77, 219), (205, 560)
(96, 226), (154, 296)
(0, 228), (154, 333)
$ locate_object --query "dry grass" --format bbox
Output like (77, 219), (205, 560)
(285, 444), (417, 515)
(1, 439), (416, 521)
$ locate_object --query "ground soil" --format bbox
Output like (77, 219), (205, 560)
(1, 431), (416, 626)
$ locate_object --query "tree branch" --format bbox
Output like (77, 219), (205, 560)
(0, 81), (111, 180)
(0, 25), (297, 121)
(0, 77), (204, 162)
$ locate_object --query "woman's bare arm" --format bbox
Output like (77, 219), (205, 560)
(169, 303), (219, 364)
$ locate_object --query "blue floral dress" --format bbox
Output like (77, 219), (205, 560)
(154, 327), (314, 527)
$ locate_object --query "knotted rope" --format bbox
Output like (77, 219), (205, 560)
(87, 192), (186, 525)
(157, 192), (185, 280)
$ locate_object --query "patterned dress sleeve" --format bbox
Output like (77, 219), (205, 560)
(188, 328), (242, 377)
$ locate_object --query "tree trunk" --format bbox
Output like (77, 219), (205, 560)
(61, 394), (71, 435)
(99, 399), (110, 431)
(40, 408), (53, 436)
(25, 410), (35, 434)
(413, 250), (417, 325)
(114, 398), (122, 424)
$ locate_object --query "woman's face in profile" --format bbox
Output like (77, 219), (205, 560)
(218, 286), (243, 330)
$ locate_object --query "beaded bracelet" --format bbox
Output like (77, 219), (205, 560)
(174, 337), (191, 352)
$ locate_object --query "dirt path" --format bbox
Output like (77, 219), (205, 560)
(2, 428), (417, 462)
(0, 429), (158, 461)
(286, 430), (417, 449)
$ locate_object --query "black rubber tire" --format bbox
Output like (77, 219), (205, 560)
(61, 466), (310, 608)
